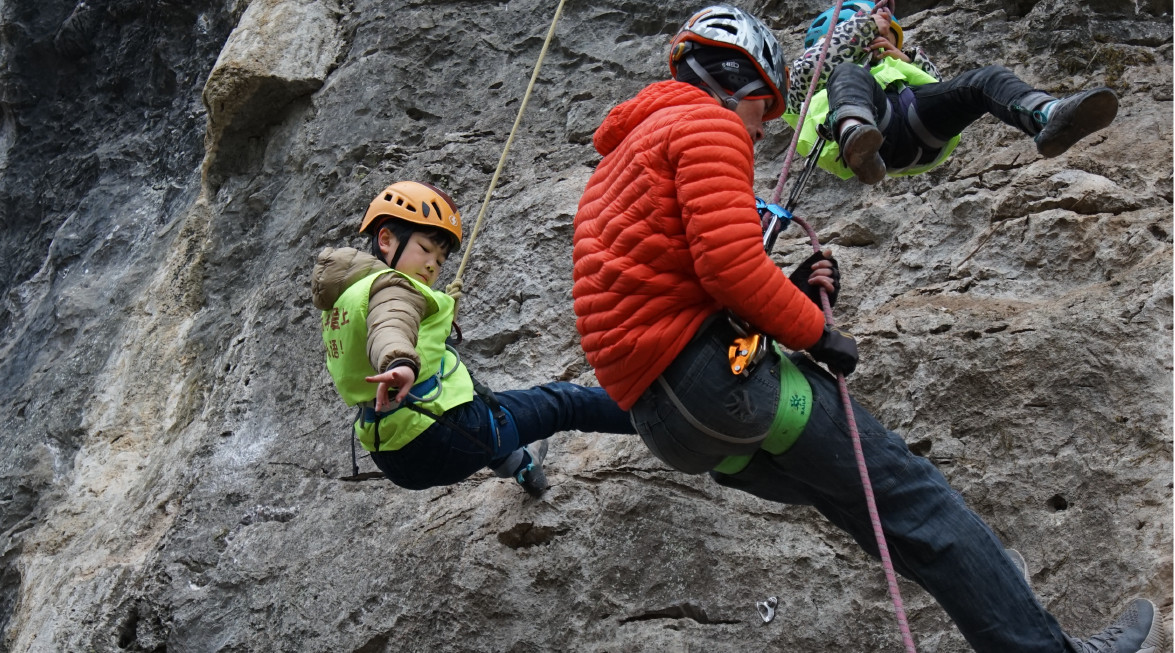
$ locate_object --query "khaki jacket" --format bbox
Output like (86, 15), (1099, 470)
(311, 247), (426, 374)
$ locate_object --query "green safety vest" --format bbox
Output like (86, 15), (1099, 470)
(712, 343), (813, 475)
(784, 57), (961, 180)
(322, 269), (474, 452)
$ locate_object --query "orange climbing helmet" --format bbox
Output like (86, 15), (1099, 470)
(360, 181), (463, 250)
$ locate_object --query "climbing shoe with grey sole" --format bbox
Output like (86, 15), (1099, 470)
(1068, 598), (1165, 653)
(1005, 548), (1030, 587)
(1034, 87), (1118, 158)
(516, 440), (549, 497)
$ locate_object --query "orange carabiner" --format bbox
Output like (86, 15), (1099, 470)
(729, 333), (763, 376)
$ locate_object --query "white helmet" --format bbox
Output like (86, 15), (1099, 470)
(669, 5), (788, 120)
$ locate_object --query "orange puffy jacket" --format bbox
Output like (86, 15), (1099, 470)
(573, 80), (827, 409)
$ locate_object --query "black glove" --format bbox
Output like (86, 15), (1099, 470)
(789, 251), (840, 309)
(808, 326), (858, 376)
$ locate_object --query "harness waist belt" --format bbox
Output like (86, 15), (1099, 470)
(361, 373), (440, 423)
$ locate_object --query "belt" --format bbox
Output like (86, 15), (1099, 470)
(361, 373), (441, 423)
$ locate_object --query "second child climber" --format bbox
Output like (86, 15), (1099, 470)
(312, 180), (634, 496)
(571, 4), (1162, 651)
(787, 0), (1119, 183)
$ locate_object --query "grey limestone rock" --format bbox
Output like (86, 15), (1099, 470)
(0, 0), (1170, 651)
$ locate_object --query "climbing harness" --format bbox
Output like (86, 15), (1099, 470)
(447, 0), (567, 304)
(351, 344), (496, 475)
(767, 1), (917, 651)
(471, 375), (519, 456)
(362, 344), (461, 420)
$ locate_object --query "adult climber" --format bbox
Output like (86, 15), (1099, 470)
(571, 4), (1162, 651)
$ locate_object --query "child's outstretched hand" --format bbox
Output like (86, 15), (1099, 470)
(366, 366), (417, 413)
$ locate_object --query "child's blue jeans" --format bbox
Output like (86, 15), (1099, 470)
(370, 382), (635, 490)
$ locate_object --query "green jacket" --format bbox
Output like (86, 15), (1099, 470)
(316, 250), (474, 451)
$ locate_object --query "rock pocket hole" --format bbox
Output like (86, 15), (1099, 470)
(116, 607), (140, 648)
(620, 601), (739, 625)
(1046, 494), (1069, 511)
(908, 439), (932, 457)
(497, 522), (565, 549)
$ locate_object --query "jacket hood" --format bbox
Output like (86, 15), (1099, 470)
(593, 80), (718, 156)
(311, 247), (390, 310)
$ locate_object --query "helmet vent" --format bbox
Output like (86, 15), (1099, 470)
(421, 203), (430, 218)
(384, 193), (393, 201)
(431, 201), (442, 218)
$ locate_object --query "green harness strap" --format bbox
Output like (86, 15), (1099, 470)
(713, 343), (812, 475)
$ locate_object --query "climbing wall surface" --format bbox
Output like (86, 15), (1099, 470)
(0, 0), (1170, 650)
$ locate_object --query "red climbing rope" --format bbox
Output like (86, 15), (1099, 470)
(769, 2), (918, 651)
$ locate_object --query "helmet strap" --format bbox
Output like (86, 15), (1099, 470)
(684, 54), (766, 111)
(372, 221), (414, 269)
(388, 237), (411, 270)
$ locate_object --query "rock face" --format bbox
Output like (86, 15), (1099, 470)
(0, 0), (1170, 651)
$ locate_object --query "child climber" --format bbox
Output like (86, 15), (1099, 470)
(312, 181), (634, 495)
(786, 0), (1119, 184)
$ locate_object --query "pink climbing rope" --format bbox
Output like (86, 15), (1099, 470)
(769, 0), (842, 206)
(768, 2), (918, 651)
(793, 216), (916, 653)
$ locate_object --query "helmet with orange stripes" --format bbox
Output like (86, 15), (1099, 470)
(669, 5), (788, 121)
